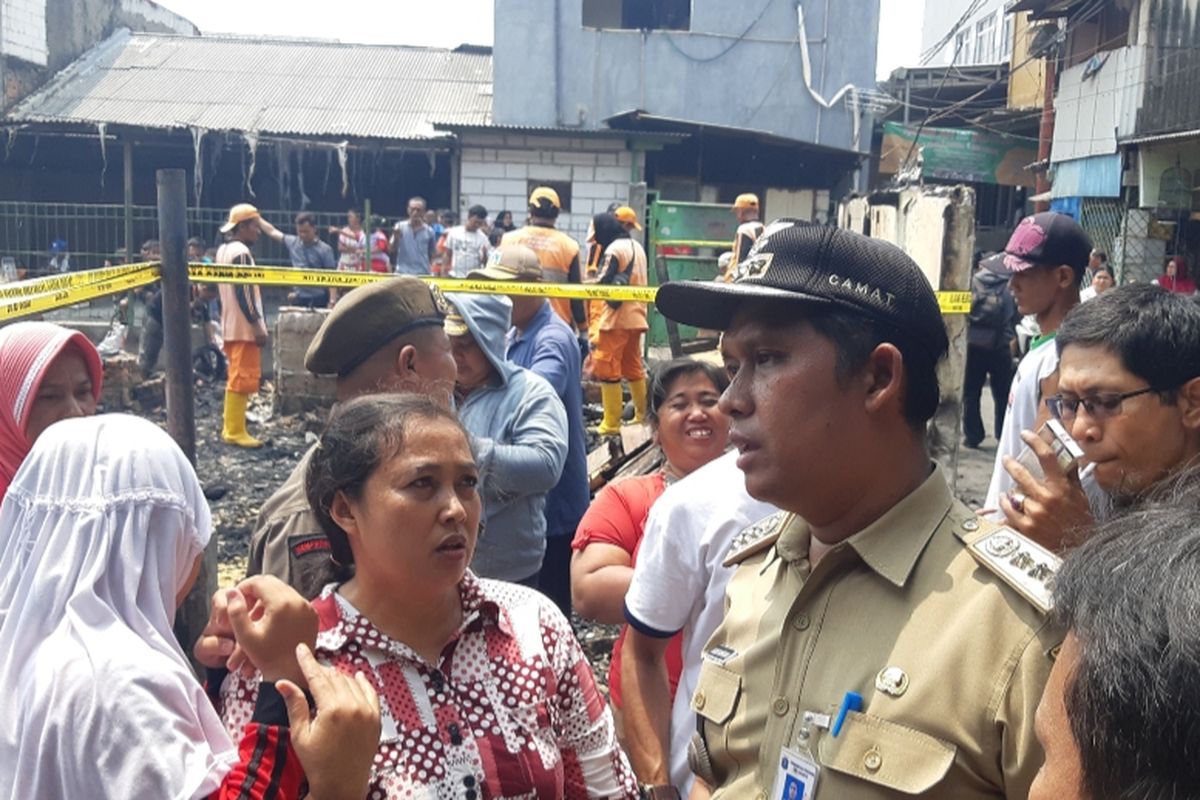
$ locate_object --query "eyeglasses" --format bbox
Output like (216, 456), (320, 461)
(1046, 386), (1157, 422)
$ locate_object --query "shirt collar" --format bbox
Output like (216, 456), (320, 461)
(775, 465), (952, 588)
(512, 301), (553, 344)
(314, 570), (513, 655)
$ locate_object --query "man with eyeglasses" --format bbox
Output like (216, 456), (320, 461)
(995, 283), (1200, 549)
(983, 212), (1091, 519)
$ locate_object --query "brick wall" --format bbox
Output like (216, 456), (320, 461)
(458, 131), (643, 244)
(1, 0), (48, 66)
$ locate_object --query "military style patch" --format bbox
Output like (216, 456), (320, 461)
(723, 510), (790, 567)
(965, 524), (1061, 615)
(289, 534), (332, 560)
(732, 252), (774, 283)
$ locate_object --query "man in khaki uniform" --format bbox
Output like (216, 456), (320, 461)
(655, 222), (1060, 799)
(245, 277), (457, 598)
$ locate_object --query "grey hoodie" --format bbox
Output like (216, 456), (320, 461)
(449, 294), (569, 581)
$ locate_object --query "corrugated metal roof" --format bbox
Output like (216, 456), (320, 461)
(6, 30), (493, 141)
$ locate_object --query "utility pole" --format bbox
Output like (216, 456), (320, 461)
(157, 168), (209, 668)
(1034, 50), (1057, 213)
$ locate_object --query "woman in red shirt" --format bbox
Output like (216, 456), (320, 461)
(220, 394), (638, 798)
(569, 359), (731, 736)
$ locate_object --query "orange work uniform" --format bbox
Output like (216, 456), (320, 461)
(502, 224), (583, 329)
(592, 238), (648, 383)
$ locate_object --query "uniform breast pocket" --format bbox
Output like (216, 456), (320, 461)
(691, 658), (741, 725)
(817, 711), (957, 793)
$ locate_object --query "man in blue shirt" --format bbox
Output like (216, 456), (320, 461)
(391, 196), (438, 275)
(470, 245), (589, 615)
(258, 212), (337, 307)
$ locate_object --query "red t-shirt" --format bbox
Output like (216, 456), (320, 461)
(571, 472), (683, 708)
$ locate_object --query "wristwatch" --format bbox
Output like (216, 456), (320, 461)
(639, 784), (682, 800)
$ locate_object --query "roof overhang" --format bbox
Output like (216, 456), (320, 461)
(432, 121), (686, 145)
(1005, 0), (1082, 20)
(1121, 128), (1200, 147)
(603, 110), (866, 157)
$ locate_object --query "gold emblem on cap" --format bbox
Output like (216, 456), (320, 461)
(875, 666), (909, 697)
(429, 283), (451, 316)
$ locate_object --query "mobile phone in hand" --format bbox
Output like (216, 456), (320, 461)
(1014, 419), (1084, 482)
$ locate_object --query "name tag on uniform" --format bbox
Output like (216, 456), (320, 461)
(773, 746), (819, 800)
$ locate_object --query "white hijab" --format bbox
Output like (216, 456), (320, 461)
(0, 414), (237, 799)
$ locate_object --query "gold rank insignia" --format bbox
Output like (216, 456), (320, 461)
(723, 510), (791, 567)
(962, 521), (1061, 614)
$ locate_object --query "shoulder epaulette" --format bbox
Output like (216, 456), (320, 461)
(957, 517), (1060, 615)
(723, 511), (791, 568)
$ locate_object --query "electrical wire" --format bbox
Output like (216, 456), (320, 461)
(919, 0), (988, 66)
(662, 0), (774, 63)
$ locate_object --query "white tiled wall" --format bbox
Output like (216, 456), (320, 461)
(459, 132), (643, 244)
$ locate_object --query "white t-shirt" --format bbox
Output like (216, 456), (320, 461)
(623, 450), (776, 793)
(444, 225), (490, 277)
(984, 337), (1060, 513)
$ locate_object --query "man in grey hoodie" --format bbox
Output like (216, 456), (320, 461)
(446, 293), (570, 585)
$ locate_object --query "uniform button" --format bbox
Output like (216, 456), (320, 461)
(771, 697), (790, 716)
(463, 776), (476, 788)
(755, 793), (767, 800)
(694, 691), (707, 710)
(863, 749), (883, 771)
(792, 613), (810, 631)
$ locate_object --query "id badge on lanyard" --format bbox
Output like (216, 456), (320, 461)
(771, 710), (827, 800)
(772, 691), (864, 799)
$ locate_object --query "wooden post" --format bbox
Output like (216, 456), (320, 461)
(157, 168), (209, 665)
(123, 141), (134, 263)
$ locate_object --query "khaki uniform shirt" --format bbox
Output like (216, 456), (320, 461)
(246, 445), (342, 599)
(693, 468), (1059, 799)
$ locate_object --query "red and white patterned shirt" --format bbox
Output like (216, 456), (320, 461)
(219, 572), (638, 799)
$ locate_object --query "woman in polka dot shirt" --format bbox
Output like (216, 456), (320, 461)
(218, 394), (639, 799)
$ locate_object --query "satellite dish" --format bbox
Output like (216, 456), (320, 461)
(1028, 22), (1061, 58)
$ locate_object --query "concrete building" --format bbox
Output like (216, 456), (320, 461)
(483, 0), (881, 229)
(921, 0), (1013, 67)
(1014, 0), (1200, 282)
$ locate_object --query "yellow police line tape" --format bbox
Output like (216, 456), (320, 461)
(1, 262), (973, 321)
(0, 261), (158, 300)
(0, 266), (161, 320)
(189, 264), (973, 314)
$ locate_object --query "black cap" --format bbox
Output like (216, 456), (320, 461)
(993, 212), (1092, 277)
(655, 220), (949, 357)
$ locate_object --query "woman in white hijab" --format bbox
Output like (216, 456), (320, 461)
(0, 414), (380, 799)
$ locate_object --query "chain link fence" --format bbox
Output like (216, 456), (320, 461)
(1078, 199), (1175, 284)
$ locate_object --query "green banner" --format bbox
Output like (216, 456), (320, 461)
(880, 122), (1036, 188)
